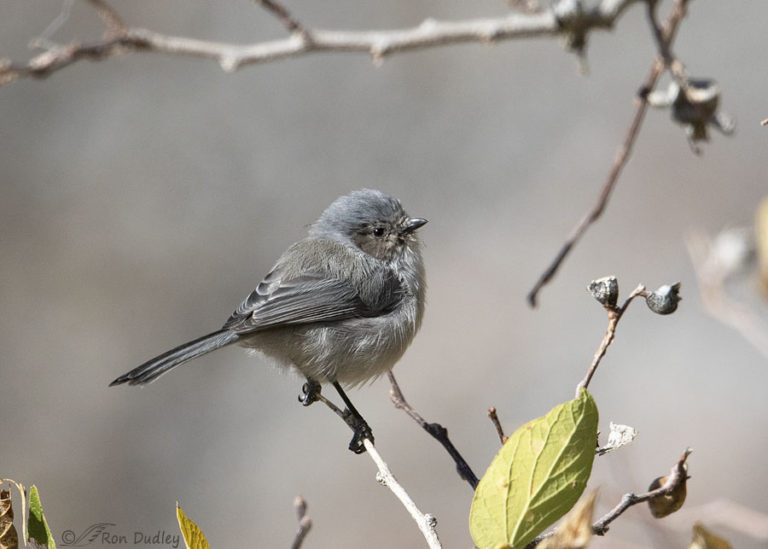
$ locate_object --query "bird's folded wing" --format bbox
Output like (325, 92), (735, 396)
(222, 273), (402, 334)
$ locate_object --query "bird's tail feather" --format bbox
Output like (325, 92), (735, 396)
(110, 330), (239, 386)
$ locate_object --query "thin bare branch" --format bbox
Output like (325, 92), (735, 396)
(487, 406), (508, 445)
(32, 0), (74, 50)
(1, 0), (643, 86)
(363, 439), (442, 549)
(84, 0), (127, 34)
(527, 0), (691, 307)
(388, 372), (479, 489)
(576, 284), (648, 396)
(253, 0), (308, 36)
(645, 0), (687, 85)
(290, 496), (312, 549)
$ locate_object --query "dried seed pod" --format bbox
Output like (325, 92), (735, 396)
(645, 283), (681, 315)
(647, 473), (687, 518)
(588, 276), (619, 308)
(0, 490), (18, 549)
(647, 78), (735, 153)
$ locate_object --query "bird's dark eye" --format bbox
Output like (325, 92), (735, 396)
(373, 227), (386, 237)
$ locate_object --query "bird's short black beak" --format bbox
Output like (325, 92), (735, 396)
(404, 218), (428, 233)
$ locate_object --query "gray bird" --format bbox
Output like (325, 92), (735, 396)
(110, 189), (427, 453)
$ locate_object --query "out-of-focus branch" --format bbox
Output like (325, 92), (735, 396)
(527, 0), (691, 307)
(388, 372), (479, 489)
(85, 0), (127, 34)
(290, 496), (312, 549)
(0, 0), (643, 86)
(363, 439), (442, 549)
(687, 229), (768, 360)
(645, 0), (686, 85)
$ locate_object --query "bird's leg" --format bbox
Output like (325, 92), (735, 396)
(332, 381), (374, 454)
(299, 379), (374, 454)
(299, 378), (322, 406)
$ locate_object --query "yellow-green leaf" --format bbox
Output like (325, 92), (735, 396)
(27, 486), (55, 549)
(690, 522), (732, 549)
(469, 389), (599, 549)
(176, 503), (210, 549)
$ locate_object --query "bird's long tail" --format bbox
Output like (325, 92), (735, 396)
(110, 330), (239, 386)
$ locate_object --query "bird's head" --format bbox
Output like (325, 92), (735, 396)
(311, 189), (427, 262)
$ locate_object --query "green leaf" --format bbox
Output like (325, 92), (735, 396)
(469, 389), (599, 549)
(27, 486), (55, 549)
(176, 503), (210, 549)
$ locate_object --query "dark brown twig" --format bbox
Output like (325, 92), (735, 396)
(527, 0), (691, 307)
(387, 372), (479, 489)
(487, 407), (508, 445)
(576, 284), (647, 396)
(253, 0), (308, 36)
(645, 0), (687, 85)
(645, 1), (672, 69)
(290, 496), (312, 549)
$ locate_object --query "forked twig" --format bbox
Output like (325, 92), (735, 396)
(592, 448), (691, 534)
(527, 0), (691, 307)
(576, 284), (648, 396)
(1, 0), (643, 86)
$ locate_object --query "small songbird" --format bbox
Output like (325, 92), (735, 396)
(110, 189), (427, 453)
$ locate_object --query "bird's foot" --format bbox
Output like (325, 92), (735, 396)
(299, 379), (321, 407)
(344, 410), (374, 454)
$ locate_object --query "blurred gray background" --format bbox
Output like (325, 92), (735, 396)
(2, 1), (768, 547)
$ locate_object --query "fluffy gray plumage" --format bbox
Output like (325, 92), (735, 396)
(110, 189), (427, 387)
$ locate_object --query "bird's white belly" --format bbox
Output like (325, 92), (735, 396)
(237, 310), (416, 386)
